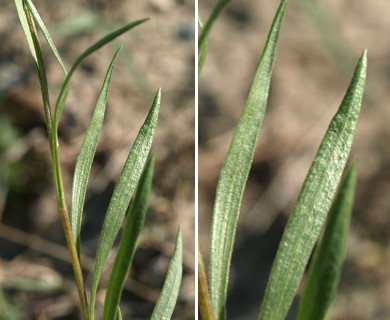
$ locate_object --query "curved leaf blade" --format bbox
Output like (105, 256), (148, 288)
(296, 163), (358, 320)
(103, 155), (155, 320)
(259, 51), (367, 320)
(198, 0), (231, 70)
(151, 228), (183, 320)
(208, 1), (288, 318)
(53, 18), (149, 131)
(89, 89), (161, 316)
(71, 48), (121, 246)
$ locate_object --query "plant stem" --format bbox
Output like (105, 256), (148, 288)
(198, 247), (214, 320)
(22, 2), (89, 318)
(54, 143), (90, 320)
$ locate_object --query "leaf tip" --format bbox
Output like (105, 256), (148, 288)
(360, 49), (367, 67)
(349, 160), (359, 172)
(176, 226), (182, 244)
(154, 88), (162, 108)
(149, 153), (156, 164)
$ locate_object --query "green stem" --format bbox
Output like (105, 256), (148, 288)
(52, 137), (90, 320)
(23, 2), (89, 318)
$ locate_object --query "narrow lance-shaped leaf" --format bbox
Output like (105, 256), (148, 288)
(103, 155), (155, 320)
(258, 51), (367, 320)
(23, 0), (67, 74)
(20, 0), (53, 145)
(89, 89), (161, 317)
(71, 48), (121, 246)
(15, 0), (37, 63)
(151, 228), (183, 320)
(53, 18), (149, 132)
(296, 163), (358, 320)
(50, 19), (149, 229)
(209, 1), (288, 319)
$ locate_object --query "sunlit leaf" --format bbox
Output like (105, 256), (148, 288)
(150, 228), (183, 320)
(89, 89), (161, 317)
(71, 48), (121, 247)
(103, 156), (155, 320)
(259, 51), (367, 320)
(208, 1), (288, 319)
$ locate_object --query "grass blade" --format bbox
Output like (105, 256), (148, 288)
(296, 163), (358, 320)
(53, 18), (149, 132)
(89, 89), (161, 316)
(208, 1), (288, 318)
(16, 0), (53, 138)
(103, 156), (155, 320)
(15, 0), (37, 64)
(24, 0), (67, 75)
(71, 48), (121, 247)
(116, 306), (122, 320)
(198, 0), (231, 69)
(258, 51), (367, 320)
(198, 17), (208, 74)
(150, 228), (183, 320)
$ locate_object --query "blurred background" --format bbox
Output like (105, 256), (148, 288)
(0, 0), (194, 319)
(199, 0), (390, 319)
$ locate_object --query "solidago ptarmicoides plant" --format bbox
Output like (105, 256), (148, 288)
(14, 0), (183, 319)
(198, 0), (367, 319)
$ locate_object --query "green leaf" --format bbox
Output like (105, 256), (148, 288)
(296, 163), (358, 320)
(116, 306), (122, 320)
(23, 0), (67, 75)
(151, 228), (183, 320)
(258, 51), (367, 320)
(53, 18), (149, 132)
(198, 17), (208, 74)
(198, 0), (231, 67)
(71, 48), (121, 247)
(15, 0), (37, 64)
(103, 156), (155, 320)
(208, 1), (288, 319)
(17, 0), (53, 139)
(89, 89), (161, 317)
